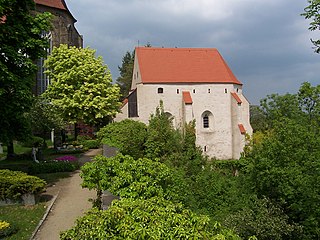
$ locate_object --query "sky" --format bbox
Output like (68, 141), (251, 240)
(66, 0), (320, 104)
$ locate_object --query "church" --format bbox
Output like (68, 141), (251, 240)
(116, 47), (252, 160)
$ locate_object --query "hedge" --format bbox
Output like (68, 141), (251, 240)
(0, 170), (46, 200)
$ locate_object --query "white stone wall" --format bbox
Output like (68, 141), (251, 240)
(115, 70), (252, 159)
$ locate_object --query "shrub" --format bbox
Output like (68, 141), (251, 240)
(55, 155), (78, 162)
(81, 139), (100, 149)
(28, 161), (79, 174)
(97, 119), (147, 159)
(0, 220), (17, 238)
(20, 136), (44, 148)
(61, 197), (240, 240)
(0, 170), (46, 200)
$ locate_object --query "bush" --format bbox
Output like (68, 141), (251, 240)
(0, 220), (18, 238)
(97, 119), (147, 159)
(61, 197), (240, 240)
(28, 161), (79, 174)
(0, 170), (46, 200)
(81, 139), (100, 149)
(20, 136), (44, 148)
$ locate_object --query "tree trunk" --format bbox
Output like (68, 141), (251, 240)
(7, 140), (15, 159)
(74, 122), (78, 141)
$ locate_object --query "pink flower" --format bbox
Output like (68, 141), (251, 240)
(55, 155), (77, 162)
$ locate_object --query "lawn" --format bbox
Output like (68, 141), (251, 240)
(0, 204), (47, 240)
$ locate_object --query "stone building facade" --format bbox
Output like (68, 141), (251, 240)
(115, 47), (253, 160)
(33, 0), (83, 95)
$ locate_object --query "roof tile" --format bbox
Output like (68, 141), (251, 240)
(136, 47), (242, 85)
(231, 92), (242, 104)
(238, 124), (246, 134)
(34, 0), (67, 11)
(183, 91), (193, 104)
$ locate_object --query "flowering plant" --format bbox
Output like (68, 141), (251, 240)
(55, 155), (77, 162)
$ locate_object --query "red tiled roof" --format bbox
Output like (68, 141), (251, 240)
(136, 47), (242, 85)
(182, 91), (193, 104)
(231, 92), (242, 104)
(238, 124), (246, 134)
(34, 0), (67, 11)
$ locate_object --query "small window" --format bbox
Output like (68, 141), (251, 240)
(193, 89), (196, 93)
(236, 88), (239, 93)
(158, 88), (163, 94)
(203, 114), (209, 128)
(208, 89), (211, 93)
(204, 146), (207, 152)
(225, 89), (228, 93)
(177, 89), (179, 94)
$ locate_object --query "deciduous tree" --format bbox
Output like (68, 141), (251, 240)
(0, 0), (51, 157)
(302, 0), (320, 53)
(44, 45), (121, 137)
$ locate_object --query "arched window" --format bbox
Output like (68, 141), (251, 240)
(203, 114), (209, 128)
(158, 87), (163, 94)
(201, 111), (213, 130)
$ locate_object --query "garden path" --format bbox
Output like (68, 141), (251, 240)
(32, 148), (102, 240)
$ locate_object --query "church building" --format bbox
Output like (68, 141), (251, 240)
(33, 0), (83, 95)
(116, 47), (252, 160)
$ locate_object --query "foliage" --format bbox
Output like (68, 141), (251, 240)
(116, 50), (134, 100)
(242, 82), (320, 239)
(82, 139), (100, 149)
(0, 0), (52, 155)
(61, 197), (240, 240)
(302, 0), (320, 53)
(0, 203), (46, 240)
(55, 155), (77, 161)
(27, 96), (64, 141)
(28, 161), (79, 174)
(44, 44), (121, 126)
(0, 170), (46, 200)
(97, 119), (147, 159)
(223, 196), (301, 240)
(0, 220), (17, 238)
(81, 154), (176, 201)
(144, 101), (182, 160)
(20, 136), (44, 148)
(249, 105), (268, 132)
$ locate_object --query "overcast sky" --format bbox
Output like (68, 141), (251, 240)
(66, 0), (319, 104)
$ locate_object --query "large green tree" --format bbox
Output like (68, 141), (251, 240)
(116, 50), (134, 100)
(0, 0), (51, 156)
(303, 0), (320, 53)
(244, 82), (320, 239)
(44, 44), (121, 135)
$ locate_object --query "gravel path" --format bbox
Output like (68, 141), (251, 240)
(32, 149), (102, 240)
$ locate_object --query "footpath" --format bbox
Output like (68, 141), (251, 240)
(32, 148), (102, 240)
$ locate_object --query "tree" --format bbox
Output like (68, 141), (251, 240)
(0, 0), (52, 157)
(44, 45), (121, 138)
(97, 119), (147, 159)
(243, 83), (320, 239)
(27, 96), (64, 144)
(302, 0), (320, 53)
(116, 51), (134, 100)
(144, 101), (182, 160)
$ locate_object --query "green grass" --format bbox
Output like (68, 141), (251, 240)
(0, 203), (47, 240)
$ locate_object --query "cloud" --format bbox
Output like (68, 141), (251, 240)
(67, 0), (320, 104)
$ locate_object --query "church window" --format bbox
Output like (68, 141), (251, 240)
(193, 89), (196, 93)
(177, 89), (180, 94)
(203, 114), (209, 128)
(208, 89), (211, 93)
(225, 88), (228, 93)
(158, 87), (163, 94)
